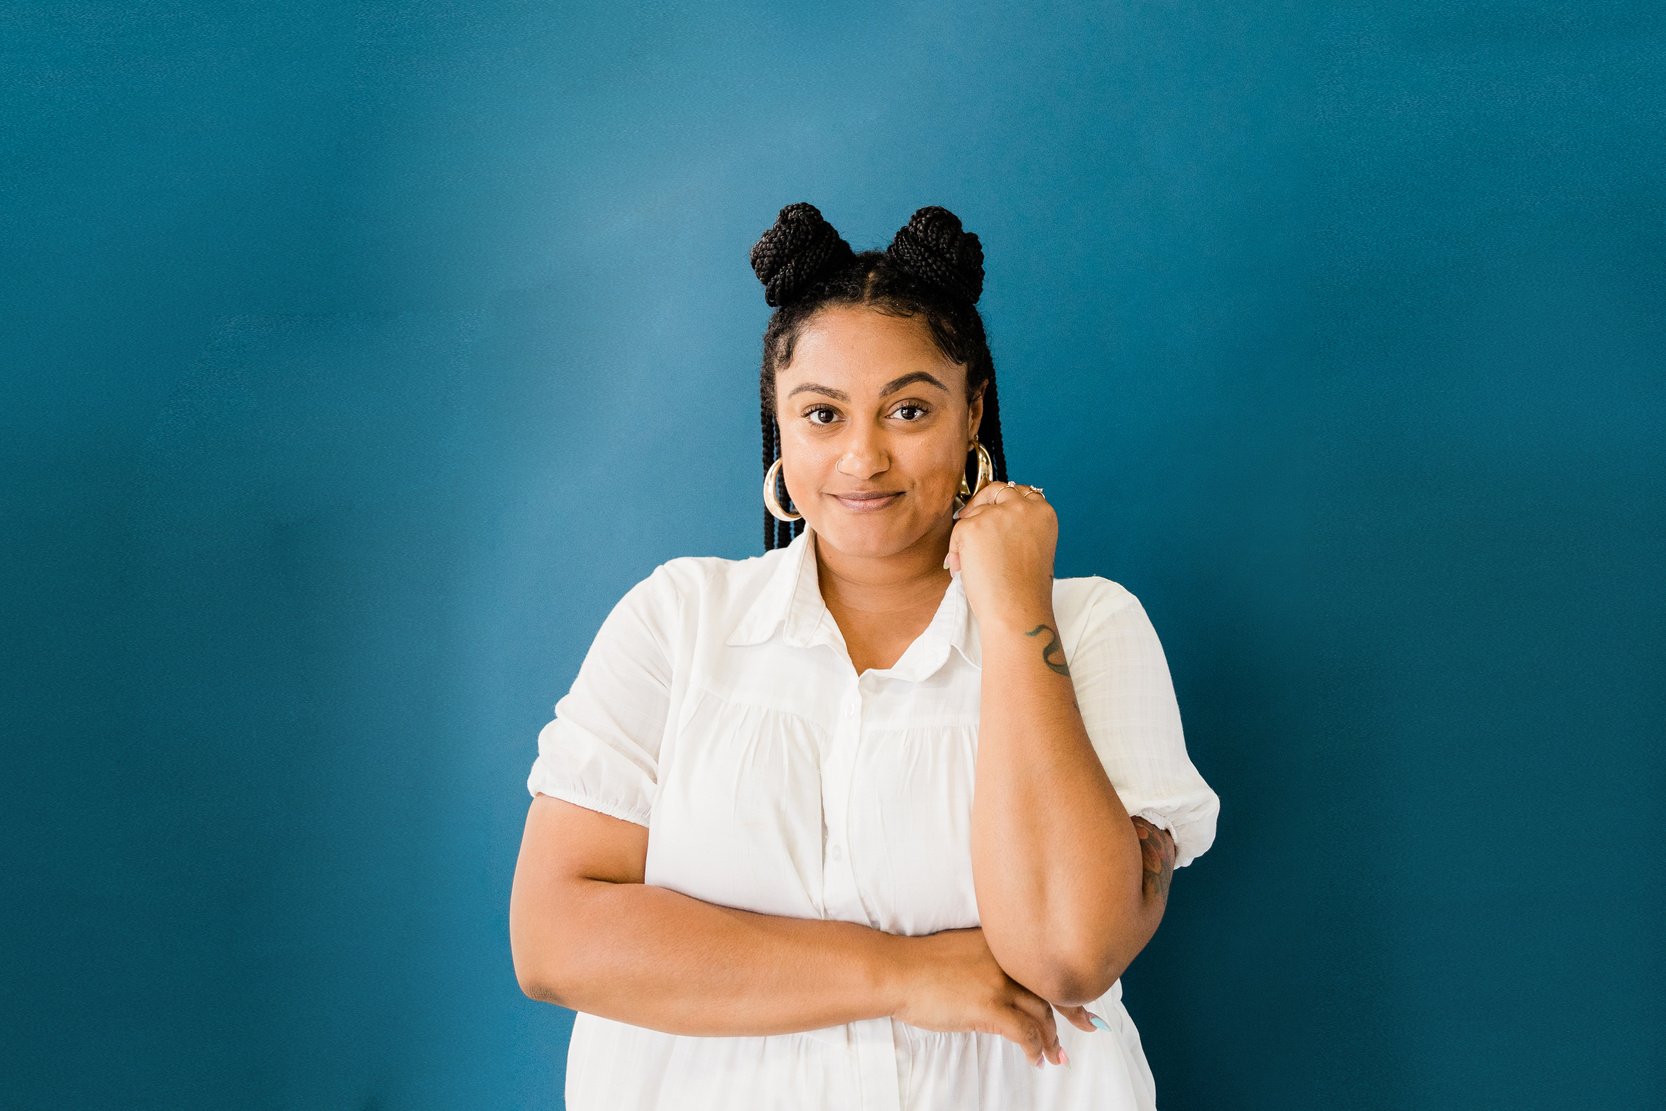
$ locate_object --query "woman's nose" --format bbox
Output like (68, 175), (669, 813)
(837, 429), (889, 476)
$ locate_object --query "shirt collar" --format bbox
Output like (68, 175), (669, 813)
(724, 520), (982, 676)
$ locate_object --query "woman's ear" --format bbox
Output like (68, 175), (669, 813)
(967, 382), (986, 443)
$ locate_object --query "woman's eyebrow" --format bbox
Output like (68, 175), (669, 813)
(786, 371), (950, 401)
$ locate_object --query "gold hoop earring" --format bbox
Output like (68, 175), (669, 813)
(955, 441), (995, 509)
(763, 457), (802, 522)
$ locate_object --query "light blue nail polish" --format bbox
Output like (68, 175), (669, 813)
(1089, 1014), (1111, 1032)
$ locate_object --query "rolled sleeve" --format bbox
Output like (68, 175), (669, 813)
(1069, 579), (1221, 869)
(526, 563), (677, 829)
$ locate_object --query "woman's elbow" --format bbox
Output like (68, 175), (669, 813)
(511, 928), (558, 1003)
(1044, 911), (1164, 1005)
(1038, 954), (1128, 1009)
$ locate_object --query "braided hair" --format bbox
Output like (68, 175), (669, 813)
(748, 202), (1010, 552)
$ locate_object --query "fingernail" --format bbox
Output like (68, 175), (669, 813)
(1088, 1013), (1110, 1032)
(942, 555), (949, 569)
(1058, 1047), (1070, 1067)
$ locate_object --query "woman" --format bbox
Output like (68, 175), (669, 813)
(510, 202), (1221, 1110)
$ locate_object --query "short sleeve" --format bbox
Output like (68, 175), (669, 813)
(1069, 580), (1221, 868)
(525, 562), (679, 828)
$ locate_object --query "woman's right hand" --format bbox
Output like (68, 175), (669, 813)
(888, 927), (1102, 1068)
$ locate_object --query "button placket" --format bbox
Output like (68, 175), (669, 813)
(821, 684), (865, 916)
(833, 682), (903, 1111)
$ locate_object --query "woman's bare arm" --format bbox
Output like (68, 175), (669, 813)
(536, 881), (907, 1034)
(510, 794), (907, 1035)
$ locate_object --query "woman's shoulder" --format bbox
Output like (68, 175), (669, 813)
(652, 546), (787, 595)
(1051, 573), (1141, 624)
(617, 547), (791, 623)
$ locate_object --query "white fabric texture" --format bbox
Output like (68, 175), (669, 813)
(527, 521), (1221, 1110)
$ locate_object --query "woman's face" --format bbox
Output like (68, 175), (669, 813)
(773, 304), (984, 558)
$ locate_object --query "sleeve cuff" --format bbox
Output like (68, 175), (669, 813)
(527, 768), (652, 828)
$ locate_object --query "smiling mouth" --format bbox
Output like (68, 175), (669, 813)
(830, 492), (902, 510)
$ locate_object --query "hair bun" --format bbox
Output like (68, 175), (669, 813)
(884, 205), (984, 305)
(748, 202), (856, 307)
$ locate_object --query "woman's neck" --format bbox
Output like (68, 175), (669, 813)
(812, 525), (952, 624)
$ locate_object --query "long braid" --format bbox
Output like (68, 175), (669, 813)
(775, 420), (792, 549)
(760, 396), (776, 551)
(760, 413), (807, 549)
(977, 371), (1010, 486)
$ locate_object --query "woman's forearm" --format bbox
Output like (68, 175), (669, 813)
(970, 606), (1146, 1005)
(532, 878), (908, 1035)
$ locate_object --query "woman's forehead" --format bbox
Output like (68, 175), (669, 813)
(784, 308), (958, 381)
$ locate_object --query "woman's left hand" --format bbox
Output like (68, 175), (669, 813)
(945, 481), (1057, 628)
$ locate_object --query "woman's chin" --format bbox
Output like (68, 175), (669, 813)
(815, 513), (942, 557)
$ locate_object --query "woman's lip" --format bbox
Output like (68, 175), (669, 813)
(831, 492), (902, 510)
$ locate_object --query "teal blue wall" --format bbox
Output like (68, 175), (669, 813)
(4, 2), (1661, 1107)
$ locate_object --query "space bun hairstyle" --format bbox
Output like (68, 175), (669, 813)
(748, 202), (857, 307)
(884, 205), (986, 305)
(749, 202), (1010, 551)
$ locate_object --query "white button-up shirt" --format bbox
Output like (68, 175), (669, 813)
(527, 522), (1221, 1110)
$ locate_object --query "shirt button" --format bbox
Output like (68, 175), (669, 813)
(842, 702), (857, 718)
(829, 844), (844, 861)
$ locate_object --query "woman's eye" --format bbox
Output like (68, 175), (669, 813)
(804, 404), (930, 425)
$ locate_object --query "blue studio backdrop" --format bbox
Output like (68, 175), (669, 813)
(2, 2), (1661, 1108)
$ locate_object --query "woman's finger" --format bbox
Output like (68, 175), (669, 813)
(962, 480), (1010, 511)
(1006, 990), (1062, 1064)
(1054, 1003), (1099, 1034)
(990, 1010), (1050, 1069)
(955, 478), (1037, 518)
